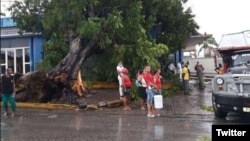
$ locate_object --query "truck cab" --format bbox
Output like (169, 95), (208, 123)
(212, 30), (250, 119)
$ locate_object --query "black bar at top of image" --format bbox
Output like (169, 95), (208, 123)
(212, 125), (250, 141)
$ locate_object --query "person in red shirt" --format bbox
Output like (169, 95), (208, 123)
(144, 66), (158, 118)
(121, 68), (132, 110)
(153, 69), (162, 94)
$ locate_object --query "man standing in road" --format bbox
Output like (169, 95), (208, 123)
(197, 64), (205, 90)
(182, 64), (190, 95)
(1, 68), (16, 117)
(194, 61), (199, 76)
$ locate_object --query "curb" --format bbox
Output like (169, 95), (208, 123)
(15, 103), (78, 110)
(2, 83), (172, 111)
(1, 99), (124, 111)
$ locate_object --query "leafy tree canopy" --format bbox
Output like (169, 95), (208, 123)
(8, 0), (198, 82)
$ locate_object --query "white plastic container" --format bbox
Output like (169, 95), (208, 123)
(154, 95), (163, 109)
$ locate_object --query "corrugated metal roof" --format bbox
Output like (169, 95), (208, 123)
(1, 27), (40, 38)
(218, 30), (250, 50)
(1, 27), (19, 36)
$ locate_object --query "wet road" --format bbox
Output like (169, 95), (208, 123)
(1, 85), (250, 141)
(1, 109), (214, 141)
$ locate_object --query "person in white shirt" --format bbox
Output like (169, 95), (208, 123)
(177, 61), (183, 80)
(136, 69), (147, 110)
(116, 61), (124, 99)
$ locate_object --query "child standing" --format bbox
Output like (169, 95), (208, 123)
(121, 68), (132, 110)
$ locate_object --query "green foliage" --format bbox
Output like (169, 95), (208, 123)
(130, 80), (140, 101)
(44, 39), (69, 66)
(196, 136), (211, 141)
(7, 0), (44, 34)
(35, 61), (53, 72)
(80, 1), (170, 82)
(143, 0), (199, 51)
(162, 72), (182, 97)
(143, 0), (199, 68)
(85, 79), (96, 92)
(200, 105), (213, 112)
(0, 12), (5, 16)
(8, 0), (198, 83)
(77, 18), (101, 38)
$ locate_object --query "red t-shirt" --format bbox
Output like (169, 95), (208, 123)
(123, 75), (132, 88)
(144, 73), (154, 89)
(153, 75), (161, 89)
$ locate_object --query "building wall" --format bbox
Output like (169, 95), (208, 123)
(0, 17), (43, 74)
(183, 57), (223, 74)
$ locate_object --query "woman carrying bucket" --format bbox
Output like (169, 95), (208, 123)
(153, 68), (163, 117)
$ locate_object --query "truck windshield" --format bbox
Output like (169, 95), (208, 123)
(232, 53), (250, 67)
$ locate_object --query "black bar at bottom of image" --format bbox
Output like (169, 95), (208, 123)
(212, 125), (250, 141)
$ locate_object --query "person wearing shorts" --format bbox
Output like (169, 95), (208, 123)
(137, 69), (147, 110)
(121, 68), (132, 110)
(144, 66), (158, 118)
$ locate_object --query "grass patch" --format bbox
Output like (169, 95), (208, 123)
(200, 105), (213, 112)
(196, 136), (211, 141)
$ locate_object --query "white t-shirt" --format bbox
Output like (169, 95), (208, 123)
(140, 77), (147, 87)
(177, 63), (182, 70)
(117, 65), (124, 75)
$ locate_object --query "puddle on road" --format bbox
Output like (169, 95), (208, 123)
(1, 122), (14, 128)
(1, 122), (15, 138)
(48, 114), (58, 118)
(154, 125), (164, 140)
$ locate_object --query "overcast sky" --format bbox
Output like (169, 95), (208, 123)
(186, 0), (250, 43)
(1, 0), (249, 44)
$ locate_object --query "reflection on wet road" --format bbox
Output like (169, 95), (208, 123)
(1, 85), (250, 141)
(1, 109), (214, 141)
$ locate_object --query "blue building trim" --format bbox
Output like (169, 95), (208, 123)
(33, 36), (43, 70)
(174, 52), (178, 66)
(29, 38), (34, 71)
(178, 49), (183, 62)
(1, 17), (43, 73)
(150, 29), (156, 40)
(29, 36), (43, 71)
(174, 49), (183, 66)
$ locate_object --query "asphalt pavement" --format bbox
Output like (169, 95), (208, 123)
(1, 83), (250, 141)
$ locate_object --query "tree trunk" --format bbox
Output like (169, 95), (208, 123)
(50, 36), (94, 80)
(15, 36), (97, 104)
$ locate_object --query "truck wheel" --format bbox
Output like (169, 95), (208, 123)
(212, 96), (227, 119)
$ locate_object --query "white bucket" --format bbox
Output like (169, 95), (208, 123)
(154, 95), (163, 109)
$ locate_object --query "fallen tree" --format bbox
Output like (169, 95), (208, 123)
(8, 0), (197, 105)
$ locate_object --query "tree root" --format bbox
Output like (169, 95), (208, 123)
(72, 71), (88, 97)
